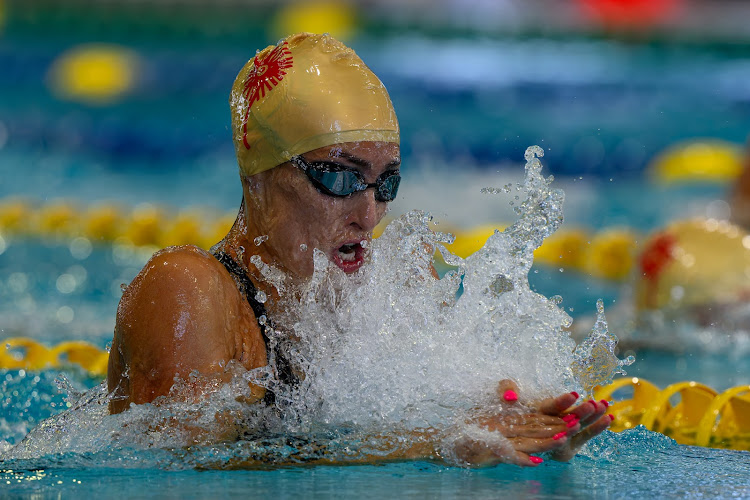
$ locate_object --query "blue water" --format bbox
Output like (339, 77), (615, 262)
(2, 421), (749, 499)
(3, 16), (750, 499)
(2, 361), (749, 497)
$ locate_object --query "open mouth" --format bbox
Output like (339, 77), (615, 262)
(331, 241), (366, 273)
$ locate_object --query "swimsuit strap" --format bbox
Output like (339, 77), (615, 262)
(213, 250), (298, 405)
(214, 251), (268, 324)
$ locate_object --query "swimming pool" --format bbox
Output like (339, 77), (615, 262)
(3, 8), (750, 499)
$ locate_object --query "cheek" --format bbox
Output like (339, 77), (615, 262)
(272, 192), (340, 248)
(297, 198), (345, 239)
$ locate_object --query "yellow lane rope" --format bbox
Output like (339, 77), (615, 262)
(0, 198), (640, 281)
(1, 337), (109, 376)
(595, 377), (750, 450)
(0, 338), (747, 451)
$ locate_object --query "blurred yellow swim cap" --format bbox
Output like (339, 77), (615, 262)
(230, 33), (400, 177)
(635, 217), (750, 310)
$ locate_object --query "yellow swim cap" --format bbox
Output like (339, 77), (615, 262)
(230, 33), (400, 177)
(635, 218), (750, 310)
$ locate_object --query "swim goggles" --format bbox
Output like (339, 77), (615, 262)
(291, 156), (401, 202)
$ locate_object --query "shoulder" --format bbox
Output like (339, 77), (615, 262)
(131, 244), (229, 289)
(109, 245), (264, 409)
(114, 244), (250, 371)
(119, 245), (238, 314)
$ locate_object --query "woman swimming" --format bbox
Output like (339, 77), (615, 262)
(106, 32), (612, 466)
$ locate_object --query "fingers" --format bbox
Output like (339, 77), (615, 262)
(513, 433), (570, 454)
(486, 432), (572, 467)
(496, 379), (520, 403)
(451, 434), (524, 467)
(563, 399), (609, 428)
(579, 399), (609, 427)
(575, 413), (614, 443)
(489, 422), (565, 439)
(479, 412), (562, 428)
(551, 413), (614, 462)
(453, 434), (561, 468)
(477, 411), (573, 434)
(536, 391), (579, 416)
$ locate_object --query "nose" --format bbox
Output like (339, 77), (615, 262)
(347, 188), (386, 232)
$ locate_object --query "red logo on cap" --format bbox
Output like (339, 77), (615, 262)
(241, 42), (294, 149)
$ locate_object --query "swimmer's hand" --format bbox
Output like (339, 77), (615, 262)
(445, 381), (573, 467)
(499, 379), (612, 463)
(447, 380), (611, 467)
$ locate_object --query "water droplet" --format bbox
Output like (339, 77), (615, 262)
(299, 244), (308, 252)
(56, 274), (77, 294)
(254, 235), (269, 246)
(8, 273), (29, 294)
(56, 306), (74, 323)
(69, 237), (93, 260)
(490, 275), (514, 295)
(255, 290), (267, 304)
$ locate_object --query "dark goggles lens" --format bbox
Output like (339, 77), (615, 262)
(293, 157), (401, 202)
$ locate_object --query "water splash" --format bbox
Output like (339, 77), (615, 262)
(3, 146), (632, 463)
(264, 145), (629, 432)
(572, 299), (635, 397)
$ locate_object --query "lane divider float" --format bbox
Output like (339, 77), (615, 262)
(1, 337), (109, 377)
(595, 377), (750, 450)
(0, 198), (640, 281)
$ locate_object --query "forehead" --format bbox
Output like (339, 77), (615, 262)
(305, 141), (401, 169)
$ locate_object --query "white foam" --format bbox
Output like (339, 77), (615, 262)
(4, 146), (632, 460)
(261, 146), (631, 433)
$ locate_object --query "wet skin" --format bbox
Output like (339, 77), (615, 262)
(730, 140), (750, 230)
(107, 140), (611, 464)
(107, 141), (400, 414)
(238, 141), (401, 280)
(455, 380), (613, 467)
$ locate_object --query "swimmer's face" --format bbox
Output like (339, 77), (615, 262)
(243, 141), (401, 278)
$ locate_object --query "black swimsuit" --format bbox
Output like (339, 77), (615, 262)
(213, 251), (297, 405)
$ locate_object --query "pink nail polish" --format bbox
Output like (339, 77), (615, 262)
(553, 432), (566, 440)
(570, 391), (579, 399)
(562, 414), (575, 422)
(609, 414), (615, 421)
(566, 418), (579, 428)
(600, 399), (609, 408)
(503, 390), (518, 402)
(588, 399), (597, 407)
(529, 456), (544, 464)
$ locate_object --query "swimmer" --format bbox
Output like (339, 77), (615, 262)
(107, 33), (611, 466)
(729, 136), (750, 230)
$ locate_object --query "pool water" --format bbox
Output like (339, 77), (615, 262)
(2, 423), (750, 499)
(3, 14), (750, 500)
(2, 181), (749, 499)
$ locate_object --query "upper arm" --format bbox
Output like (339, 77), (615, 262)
(107, 246), (263, 412)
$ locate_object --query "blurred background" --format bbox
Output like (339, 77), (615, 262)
(1, 0), (750, 374)
(3, 0), (749, 203)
